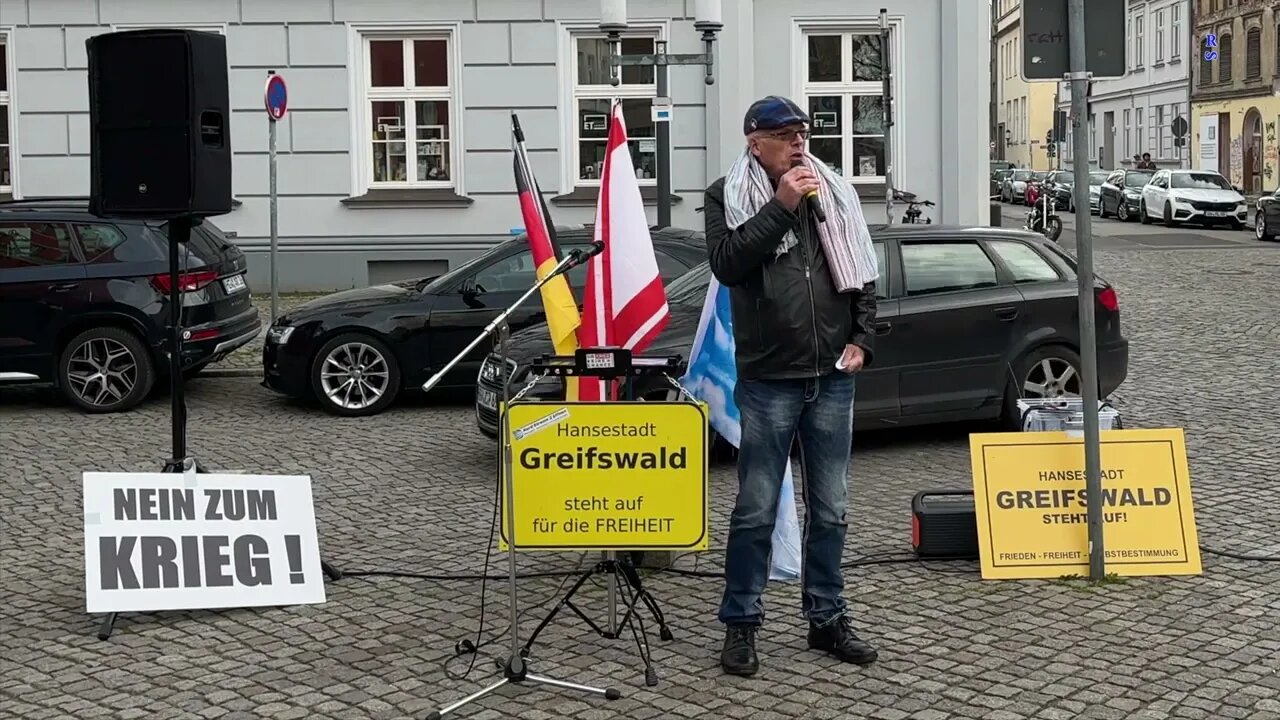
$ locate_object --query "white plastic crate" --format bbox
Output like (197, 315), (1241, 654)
(1016, 397), (1122, 433)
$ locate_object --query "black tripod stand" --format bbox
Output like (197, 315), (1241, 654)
(94, 216), (342, 641)
(514, 350), (686, 686)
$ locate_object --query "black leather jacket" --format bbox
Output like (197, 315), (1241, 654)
(703, 176), (878, 382)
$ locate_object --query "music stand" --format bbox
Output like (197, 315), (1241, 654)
(513, 348), (686, 687)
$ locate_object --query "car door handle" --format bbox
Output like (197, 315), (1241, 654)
(873, 321), (892, 335)
(994, 306), (1018, 321)
(50, 282), (79, 292)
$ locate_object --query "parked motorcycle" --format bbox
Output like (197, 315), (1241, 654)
(1024, 182), (1063, 241)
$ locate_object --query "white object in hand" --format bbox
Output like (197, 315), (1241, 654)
(835, 355), (849, 371)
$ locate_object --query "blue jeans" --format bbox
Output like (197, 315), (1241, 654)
(718, 372), (856, 628)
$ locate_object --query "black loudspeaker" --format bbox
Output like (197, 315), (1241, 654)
(911, 490), (980, 560)
(86, 29), (232, 218)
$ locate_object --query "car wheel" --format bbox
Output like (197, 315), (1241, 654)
(59, 326), (155, 414)
(1163, 201), (1180, 227)
(1139, 200), (1151, 224)
(1258, 213), (1276, 240)
(1117, 202), (1129, 221)
(310, 332), (401, 417)
(1002, 345), (1083, 430)
(1230, 219), (1244, 231)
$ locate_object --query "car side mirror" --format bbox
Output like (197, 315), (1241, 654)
(1233, 185), (1243, 193)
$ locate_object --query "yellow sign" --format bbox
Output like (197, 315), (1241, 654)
(497, 401), (709, 552)
(969, 428), (1201, 579)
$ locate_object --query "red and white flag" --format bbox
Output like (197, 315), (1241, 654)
(578, 101), (671, 401)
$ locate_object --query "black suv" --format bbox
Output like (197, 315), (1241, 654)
(0, 198), (260, 413)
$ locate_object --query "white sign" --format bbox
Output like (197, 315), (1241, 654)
(83, 472), (327, 614)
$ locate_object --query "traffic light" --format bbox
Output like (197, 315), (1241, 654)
(1046, 129), (1055, 145)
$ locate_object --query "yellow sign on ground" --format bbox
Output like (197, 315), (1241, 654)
(969, 428), (1201, 579)
(498, 401), (709, 552)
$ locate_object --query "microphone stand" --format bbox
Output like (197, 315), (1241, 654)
(424, 244), (620, 720)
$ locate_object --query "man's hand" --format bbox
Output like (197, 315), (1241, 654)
(837, 344), (865, 374)
(775, 166), (821, 211)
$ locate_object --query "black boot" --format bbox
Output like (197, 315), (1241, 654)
(807, 615), (878, 665)
(720, 624), (759, 676)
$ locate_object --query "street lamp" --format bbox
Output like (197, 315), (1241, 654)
(600, 0), (722, 228)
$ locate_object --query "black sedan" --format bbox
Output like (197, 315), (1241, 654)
(261, 226), (707, 415)
(1097, 168), (1154, 221)
(0, 199), (259, 413)
(474, 224), (1130, 437)
(1253, 186), (1280, 241)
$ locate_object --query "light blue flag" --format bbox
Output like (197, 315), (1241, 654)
(682, 274), (802, 581)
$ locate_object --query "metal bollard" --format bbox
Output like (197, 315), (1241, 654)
(990, 201), (1003, 227)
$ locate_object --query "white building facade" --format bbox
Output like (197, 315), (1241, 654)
(1059, 0), (1192, 171)
(0, 0), (989, 291)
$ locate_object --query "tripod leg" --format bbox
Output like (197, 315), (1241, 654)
(623, 584), (658, 687)
(522, 570), (595, 655)
(526, 674), (622, 700)
(424, 677), (511, 720)
(321, 560), (342, 581)
(617, 561), (674, 641)
(97, 613), (117, 641)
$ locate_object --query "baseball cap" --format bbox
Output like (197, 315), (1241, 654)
(743, 95), (810, 135)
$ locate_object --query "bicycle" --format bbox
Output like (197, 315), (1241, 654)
(894, 189), (935, 224)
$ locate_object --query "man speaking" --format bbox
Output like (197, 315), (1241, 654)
(703, 95), (880, 676)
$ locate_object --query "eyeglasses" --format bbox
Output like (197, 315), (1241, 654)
(762, 129), (809, 142)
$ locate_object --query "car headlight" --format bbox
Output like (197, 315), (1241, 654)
(267, 325), (295, 344)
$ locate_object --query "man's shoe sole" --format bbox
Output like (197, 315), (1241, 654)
(722, 663), (759, 676)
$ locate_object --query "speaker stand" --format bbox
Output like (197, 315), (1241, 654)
(94, 217), (342, 641)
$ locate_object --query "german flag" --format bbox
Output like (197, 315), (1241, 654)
(511, 113), (582, 399)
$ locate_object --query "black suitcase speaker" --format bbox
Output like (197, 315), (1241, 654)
(911, 490), (980, 560)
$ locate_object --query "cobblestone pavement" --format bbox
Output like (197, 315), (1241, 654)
(4, 243), (1280, 720)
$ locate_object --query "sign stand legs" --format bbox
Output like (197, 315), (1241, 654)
(94, 217), (341, 642)
(427, 320), (621, 719)
(521, 554), (672, 686)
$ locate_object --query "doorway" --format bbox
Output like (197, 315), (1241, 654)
(1218, 112), (1231, 182)
(1103, 111), (1115, 168)
(1244, 108), (1262, 193)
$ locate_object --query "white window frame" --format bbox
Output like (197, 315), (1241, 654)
(792, 15), (905, 186)
(1135, 14), (1145, 68)
(1155, 8), (1166, 63)
(1123, 109), (1131, 158)
(0, 32), (16, 196)
(1135, 107), (1144, 154)
(111, 22), (227, 33)
(558, 20), (667, 192)
(1171, 3), (1182, 59)
(346, 23), (464, 195)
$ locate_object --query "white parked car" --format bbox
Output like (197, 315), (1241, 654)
(1139, 169), (1247, 229)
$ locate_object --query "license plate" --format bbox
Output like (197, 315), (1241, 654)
(477, 388), (497, 409)
(222, 274), (247, 293)
(1204, 210), (1229, 217)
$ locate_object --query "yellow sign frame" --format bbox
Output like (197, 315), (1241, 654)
(497, 400), (710, 552)
(969, 428), (1202, 579)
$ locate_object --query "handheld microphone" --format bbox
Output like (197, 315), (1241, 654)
(790, 158), (827, 223)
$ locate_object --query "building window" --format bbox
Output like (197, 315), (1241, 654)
(1246, 27), (1261, 78)
(0, 38), (11, 194)
(1123, 109), (1131, 158)
(569, 29), (659, 187)
(1134, 14), (1145, 68)
(357, 31), (459, 190)
(1171, 4), (1182, 59)
(1200, 36), (1214, 84)
(1135, 108), (1144, 154)
(1156, 105), (1165, 158)
(1155, 9), (1166, 63)
(799, 26), (895, 183)
(1219, 34), (1232, 82)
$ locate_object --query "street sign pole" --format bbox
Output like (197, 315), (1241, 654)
(264, 71), (288, 322)
(1065, 0), (1106, 582)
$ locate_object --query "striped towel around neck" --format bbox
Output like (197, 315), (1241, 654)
(722, 148), (879, 292)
